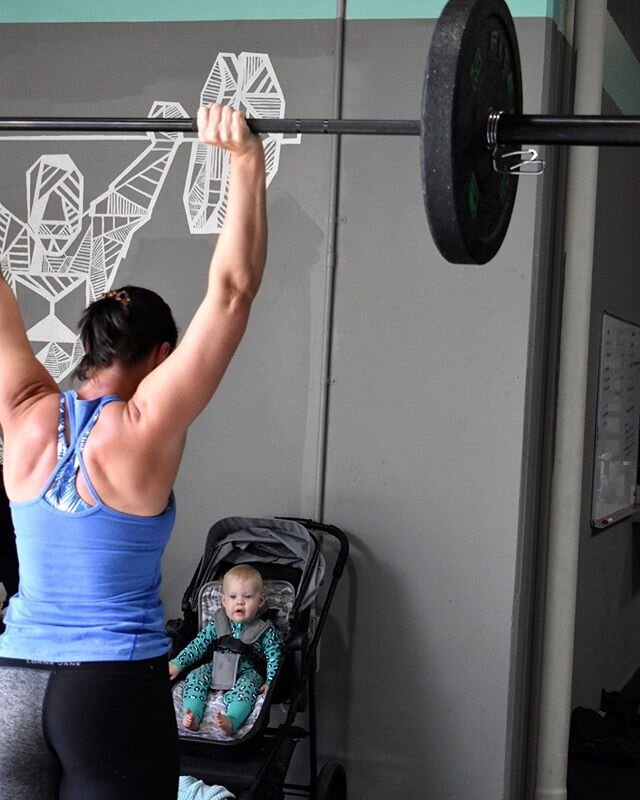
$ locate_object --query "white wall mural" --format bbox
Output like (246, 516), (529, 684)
(185, 52), (299, 233)
(0, 52), (300, 384)
(1, 101), (186, 381)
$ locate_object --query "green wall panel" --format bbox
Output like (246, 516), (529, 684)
(0, 0), (555, 23)
(605, 13), (640, 114)
(0, 0), (336, 22)
(347, 0), (552, 18)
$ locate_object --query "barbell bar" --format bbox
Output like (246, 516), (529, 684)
(0, 0), (635, 264)
(0, 118), (422, 136)
(3, 115), (640, 145)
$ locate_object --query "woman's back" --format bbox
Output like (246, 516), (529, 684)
(0, 390), (177, 662)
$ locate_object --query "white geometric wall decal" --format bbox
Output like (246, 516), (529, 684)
(1, 102), (186, 384)
(0, 52), (299, 391)
(27, 154), (83, 255)
(183, 52), (300, 234)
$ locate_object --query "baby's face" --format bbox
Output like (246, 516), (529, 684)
(221, 577), (265, 623)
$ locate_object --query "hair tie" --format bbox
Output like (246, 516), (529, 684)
(102, 289), (131, 307)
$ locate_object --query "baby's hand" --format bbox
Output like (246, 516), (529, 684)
(258, 683), (269, 695)
(168, 662), (180, 680)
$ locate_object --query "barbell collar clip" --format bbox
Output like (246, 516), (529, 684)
(487, 111), (544, 176)
(494, 148), (545, 175)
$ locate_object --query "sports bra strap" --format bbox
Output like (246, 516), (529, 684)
(44, 391), (121, 511)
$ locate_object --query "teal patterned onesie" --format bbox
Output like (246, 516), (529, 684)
(171, 618), (282, 731)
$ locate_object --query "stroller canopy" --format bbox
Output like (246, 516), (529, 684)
(185, 516), (326, 614)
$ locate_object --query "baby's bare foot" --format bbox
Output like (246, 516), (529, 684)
(182, 710), (200, 731)
(214, 710), (233, 736)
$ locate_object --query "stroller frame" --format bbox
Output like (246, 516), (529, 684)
(168, 516), (349, 800)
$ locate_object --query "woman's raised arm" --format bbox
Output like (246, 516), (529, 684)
(131, 104), (268, 434)
(0, 271), (58, 428)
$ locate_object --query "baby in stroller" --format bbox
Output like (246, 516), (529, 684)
(169, 564), (282, 735)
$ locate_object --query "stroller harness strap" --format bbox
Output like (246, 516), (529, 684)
(212, 608), (270, 682)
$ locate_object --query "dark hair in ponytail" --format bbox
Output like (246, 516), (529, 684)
(74, 286), (178, 381)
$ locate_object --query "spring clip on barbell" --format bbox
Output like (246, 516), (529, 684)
(487, 110), (545, 176)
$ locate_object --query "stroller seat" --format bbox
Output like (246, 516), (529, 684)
(168, 516), (349, 799)
(172, 578), (296, 741)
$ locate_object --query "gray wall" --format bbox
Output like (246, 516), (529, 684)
(0, 14), (569, 800)
(571, 94), (640, 708)
(316, 18), (563, 800)
(570, 0), (640, 713)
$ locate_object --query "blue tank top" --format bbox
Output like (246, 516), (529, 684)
(0, 390), (177, 662)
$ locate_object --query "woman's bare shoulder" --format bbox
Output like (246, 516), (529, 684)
(80, 399), (186, 516)
(3, 391), (62, 500)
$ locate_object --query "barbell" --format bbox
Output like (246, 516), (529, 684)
(0, 0), (636, 264)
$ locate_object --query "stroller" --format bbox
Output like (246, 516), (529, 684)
(167, 516), (349, 800)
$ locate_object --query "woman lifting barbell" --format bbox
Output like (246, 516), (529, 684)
(0, 103), (267, 800)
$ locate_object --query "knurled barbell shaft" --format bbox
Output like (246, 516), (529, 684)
(0, 115), (639, 147)
(0, 117), (421, 136)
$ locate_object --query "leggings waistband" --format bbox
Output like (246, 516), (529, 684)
(0, 655), (168, 672)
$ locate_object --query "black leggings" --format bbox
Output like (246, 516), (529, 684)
(0, 657), (179, 800)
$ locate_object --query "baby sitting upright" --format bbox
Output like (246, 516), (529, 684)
(169, 564), (283, 735)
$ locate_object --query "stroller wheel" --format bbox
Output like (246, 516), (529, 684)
(317, 761), (346, 800)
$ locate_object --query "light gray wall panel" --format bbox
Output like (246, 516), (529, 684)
(318, 18), (558, 800)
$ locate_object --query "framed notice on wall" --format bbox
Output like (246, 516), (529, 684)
(591, 313), (640, 529)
